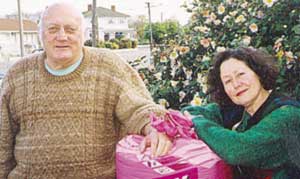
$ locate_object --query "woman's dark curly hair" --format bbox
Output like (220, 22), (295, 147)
(207, 47), (279, 107)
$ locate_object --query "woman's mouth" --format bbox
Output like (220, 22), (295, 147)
(236, 89), (247, 96)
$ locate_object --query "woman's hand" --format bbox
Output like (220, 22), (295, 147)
(183, 110), (193, 119)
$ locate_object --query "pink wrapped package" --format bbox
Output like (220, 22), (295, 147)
(116, 110), (232, 179)
(116, 135), (232, 179)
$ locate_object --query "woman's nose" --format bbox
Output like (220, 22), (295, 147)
(232, 78), (241, 88)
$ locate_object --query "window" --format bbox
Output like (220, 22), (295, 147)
(115, 32), (123, 39)
(108, 19), (114, 24)
(119, 19), (125, 24)
(104, 33), (110, 41)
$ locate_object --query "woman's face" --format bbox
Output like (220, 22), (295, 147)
(220, 58), (266, 108)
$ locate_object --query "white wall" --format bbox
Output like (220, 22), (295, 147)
(84, 16), (134, 41)
(0, 31), (39, 56)
(99, 17), (129, 30)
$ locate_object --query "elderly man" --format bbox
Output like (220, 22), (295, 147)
(0, 2), (171, 179)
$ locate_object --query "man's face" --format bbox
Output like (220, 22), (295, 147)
(41, 6), (84, 63)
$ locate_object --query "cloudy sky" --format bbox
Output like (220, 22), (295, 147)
(0, 0), (192, 24)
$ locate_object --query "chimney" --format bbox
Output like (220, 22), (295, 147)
(88, 4), (92, 11)
(111, 5), (116, 12)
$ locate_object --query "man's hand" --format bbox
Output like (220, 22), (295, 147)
(139, 126), (172, 157)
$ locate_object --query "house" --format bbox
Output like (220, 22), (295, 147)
(5, 12), (41, 24)
(0, 18), (39, 56)
(83, 5), (136, 41)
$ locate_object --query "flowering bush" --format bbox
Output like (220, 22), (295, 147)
(135, 0), (300, 109)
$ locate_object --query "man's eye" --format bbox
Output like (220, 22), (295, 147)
(65, 28), (77, 33)
(238, 72), (245, 76)
(48, 27), (59, 33)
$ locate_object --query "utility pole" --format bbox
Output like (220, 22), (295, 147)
(92, 0), (98, 47)
(17, 0), (24, 57)
(146, 2), (154, 64)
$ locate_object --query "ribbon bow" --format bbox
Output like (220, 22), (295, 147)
(150, 110), (198, 140)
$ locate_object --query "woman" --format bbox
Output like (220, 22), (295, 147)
(183, 47), (300, 179)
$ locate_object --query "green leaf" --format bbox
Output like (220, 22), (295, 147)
(292, 24), (300, 35)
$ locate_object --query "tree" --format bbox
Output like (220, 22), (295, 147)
(144, 20), (182, 45)
(129, 15), (148, 43)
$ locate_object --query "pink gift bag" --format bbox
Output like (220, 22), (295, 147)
(116, 135), (232, 179)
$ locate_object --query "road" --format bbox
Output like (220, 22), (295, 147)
(114, 45), (150, 62)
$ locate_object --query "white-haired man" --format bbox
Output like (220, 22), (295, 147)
(0, 2), (171, 179)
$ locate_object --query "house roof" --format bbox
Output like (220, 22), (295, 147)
(83, 6), (130, 18)
(0, 18), (38, 31)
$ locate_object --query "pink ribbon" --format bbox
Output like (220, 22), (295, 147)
(150, 110), (198, 139)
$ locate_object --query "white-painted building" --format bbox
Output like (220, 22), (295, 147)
(0, 18), (39, 56)
(83, 5), (136, 41)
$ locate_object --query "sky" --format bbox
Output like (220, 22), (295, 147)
(0, 0), (192, 25)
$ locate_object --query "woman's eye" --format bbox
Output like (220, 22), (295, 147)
(238, 72), (245, 76)
(224, 79), (231, 84)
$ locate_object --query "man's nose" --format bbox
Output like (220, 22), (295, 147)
(56, 28), (67, 40)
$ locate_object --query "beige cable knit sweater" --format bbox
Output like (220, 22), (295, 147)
(0, 47), (165, 179)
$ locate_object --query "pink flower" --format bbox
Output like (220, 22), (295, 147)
(200, 38), (211, 48)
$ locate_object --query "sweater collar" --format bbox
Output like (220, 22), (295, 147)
(39, 47), (90, 82)
(240, 91), (300, 131)
(44, 52), (83, 76)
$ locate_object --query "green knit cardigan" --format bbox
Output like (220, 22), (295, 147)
(183, 92), (300, 179)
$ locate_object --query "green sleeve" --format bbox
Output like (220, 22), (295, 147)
(181, 103), (223, 124)
(193, 106), (300, 169)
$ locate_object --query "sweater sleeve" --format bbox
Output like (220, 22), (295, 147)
(0, 75), (17, 178)
(181, 103), (223, 124)
(193, 105), (300, 169)
(110, 53), (166, 135)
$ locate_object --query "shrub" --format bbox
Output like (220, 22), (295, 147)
(119, 38), (132, 49)
(109, 38), (120, 45)
(97, 40), (105, 48)
(134, 0), (300, 109)
(85, 38), (137, 49)
(131, 39), (138, 48)
(84, 39), (93, 47)
(111, 42), (119, 49)
(104, 41), (113, 49)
